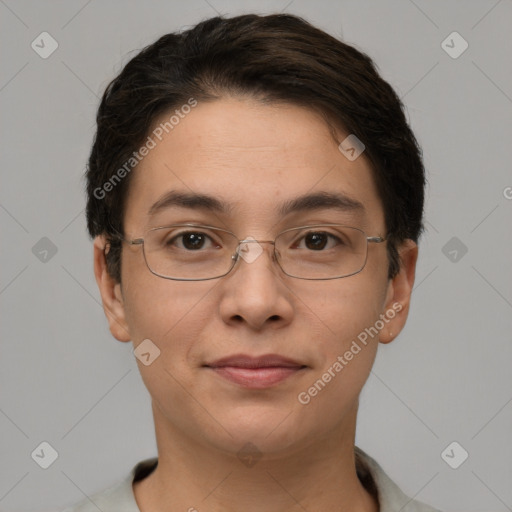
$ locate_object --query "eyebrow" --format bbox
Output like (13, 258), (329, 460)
(147, 190), (365, 217)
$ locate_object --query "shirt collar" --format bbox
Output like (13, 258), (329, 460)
(98, 447), (438, 511)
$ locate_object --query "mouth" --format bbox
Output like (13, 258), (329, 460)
(204, 354), (308, 389)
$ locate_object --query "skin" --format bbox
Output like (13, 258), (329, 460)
(94, 96), (418, 512)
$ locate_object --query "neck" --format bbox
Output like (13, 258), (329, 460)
(133, 403), (379, 512)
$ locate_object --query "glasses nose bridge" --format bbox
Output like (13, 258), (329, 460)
(233, 237), (278, 263)
(238, 238), (275, 245)
(236, 238), (276, 253)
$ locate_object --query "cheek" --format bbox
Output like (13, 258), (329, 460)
(293, 276), (383, 396)
(121, 279), (218, 423)
(120, 268), (219, 394)
(121, 251), (216, 341)
(119, 277), (228, 444)
(296, 274), (384, 347)
(294, 289), (380, 430)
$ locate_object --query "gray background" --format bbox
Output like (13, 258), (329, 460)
(1, 0), (511, 511)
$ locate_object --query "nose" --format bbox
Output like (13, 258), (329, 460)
(218, 239), (293, 331)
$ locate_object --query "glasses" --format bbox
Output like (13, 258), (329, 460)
(117, 223), (386, 281)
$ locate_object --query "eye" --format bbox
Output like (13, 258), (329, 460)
(295, 231), (342, 251)
(167, 231), (218, 251)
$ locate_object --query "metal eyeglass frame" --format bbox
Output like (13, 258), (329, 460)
(115, 223), (387, 281)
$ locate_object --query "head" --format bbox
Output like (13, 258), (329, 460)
(88, 14), (424, 456)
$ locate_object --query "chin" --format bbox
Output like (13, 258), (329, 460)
(202, 408), (317, 457)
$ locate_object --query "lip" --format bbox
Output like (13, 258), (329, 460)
(206, 354), (304, 369)
(204, 354), (307, 389)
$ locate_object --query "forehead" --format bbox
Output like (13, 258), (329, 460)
(124, 97), (384, 232)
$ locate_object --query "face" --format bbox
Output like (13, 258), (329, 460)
(94, 96), (417, 458)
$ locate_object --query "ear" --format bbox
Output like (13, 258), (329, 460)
(379, 239), (418, 344)
(93, 235), (131, 342)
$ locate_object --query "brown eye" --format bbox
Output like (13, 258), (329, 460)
(304, 233), (328, 250)
(296, 232), (341, 251)
(165, 231), (216, 251)
(179, 232), (207, 250)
